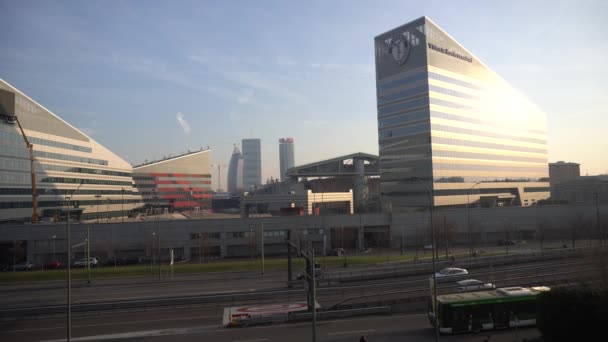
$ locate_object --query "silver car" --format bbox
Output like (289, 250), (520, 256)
(435, 267), (469, 278)
(73, 257), (98, 267)
(457, 279), (496, 292)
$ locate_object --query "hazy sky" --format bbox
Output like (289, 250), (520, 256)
(1, 0), (607, 189)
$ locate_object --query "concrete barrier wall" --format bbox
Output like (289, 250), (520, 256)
(0, 203), (605, 264)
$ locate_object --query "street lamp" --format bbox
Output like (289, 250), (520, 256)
(467, 182), (482, 257)
(66, 181), (84, 342)
(52, 235), (56, 261)
(94, 194), (101, 223)
(412, 176), (439, 342)
(121, 187), (125, 223)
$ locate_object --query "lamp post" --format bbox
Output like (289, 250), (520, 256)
(52, 235), (56, 261)
(198, 233), (202, 264)
(467, 182), (481, 257)
(151, 231), (156, 271)
(66, 182), (84, 342)
(121, 187), (125, 223)
(412, 176), (439, 342)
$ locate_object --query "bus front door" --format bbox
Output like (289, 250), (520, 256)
(493, 306), (510, 329)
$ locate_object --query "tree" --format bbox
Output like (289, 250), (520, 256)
(537, 287), (607, 341)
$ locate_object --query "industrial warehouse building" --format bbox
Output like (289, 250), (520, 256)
(375, 17), (550, 211)
(0, 79), (142, 224)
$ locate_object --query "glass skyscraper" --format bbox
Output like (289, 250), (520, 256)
(375, 17), (549, 210)
(279, 137), (295, 182)
(227, 145), (243, 194)
(242, 138), (261, 190)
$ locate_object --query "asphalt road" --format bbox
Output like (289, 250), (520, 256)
(0, 253), (592, 312)
(0, 309), (540, 342)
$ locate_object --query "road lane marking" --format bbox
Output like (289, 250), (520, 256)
(327, 329), (376, 336)
(0, 315), (221, 333)
(232, 339), (270, 342)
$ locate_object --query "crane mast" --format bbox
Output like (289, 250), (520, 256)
(14, 117), (38, 223)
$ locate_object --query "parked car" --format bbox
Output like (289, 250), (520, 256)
(73, 257), (98, 267)
(45, 260), (62, 269)
(456, 279), (495, 292)
(329, 248), (345, 256)
(13, 261), (34, 271)
(435, 267), (469, 279)
(105, 256), (139, 266)
(424, 244), (434, 250)
(497, 240), (517, 246)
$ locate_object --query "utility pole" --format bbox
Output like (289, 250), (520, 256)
(261, 221), (265, 276)
(87, 226), (91, 285)
(286, 230), (293, 285)
(310, 245), (317, 342)
(121, 187), (125, 223)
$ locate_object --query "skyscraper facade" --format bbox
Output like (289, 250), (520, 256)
(227, 145), (243, 194)
(279, 137), (295, 181)
(375, 17), (550, 210)
(242, 138), (261, 190)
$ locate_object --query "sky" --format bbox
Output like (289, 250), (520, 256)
(1, 0), (607, 190)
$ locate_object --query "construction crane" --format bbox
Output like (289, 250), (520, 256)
(13, 116), (38, 223)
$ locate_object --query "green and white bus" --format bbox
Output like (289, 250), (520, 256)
(428, 286), (550, 334)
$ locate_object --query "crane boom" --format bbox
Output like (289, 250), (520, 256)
(14, 117), (38, 223)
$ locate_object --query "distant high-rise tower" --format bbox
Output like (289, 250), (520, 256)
(279, 138), (295, 181)
(227, 145), (243, 194)
(242, 139), (261, 190)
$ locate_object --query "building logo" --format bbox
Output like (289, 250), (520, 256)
(384, 35), (410, 65)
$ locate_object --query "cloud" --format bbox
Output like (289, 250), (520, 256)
(237, 89), (255, 104)
(175, 112), (191, 134)
(79, 127), (97, 137)
(303, 120), (329, 127)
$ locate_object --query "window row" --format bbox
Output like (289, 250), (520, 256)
(0, 145), (106, 165)
(0, 188), (135, 196)
(0, 129), (92, 152)
(377, 85), (428, 105)
(428, 72), (483, 90)
(432, 136), (547, 154)
(378, 97), (429, 117)
(428, 85), (479, 100)
(39, 163), (131, 177)
(377, 70), (428, 93)
(378, 110), (429, 128)
(40, 177), (133, 186)
(431, 123), (547, 145)
(430, 110), (547, 136)
(433, 163), (548, 173)
(0, 198), (142, 209)
(379, 122), (431, 139)
(433, 149), (548, 164)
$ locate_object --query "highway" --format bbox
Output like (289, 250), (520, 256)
(0, 309), (540, 342)
(1, 247), (602, 341)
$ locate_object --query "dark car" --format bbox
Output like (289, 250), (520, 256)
(105, 256), (140, 266)
(13, 261), (34, 271)
(497, 240), (517, 246)
(45, 260), (62, 269)
(329, 248), (345, 256)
